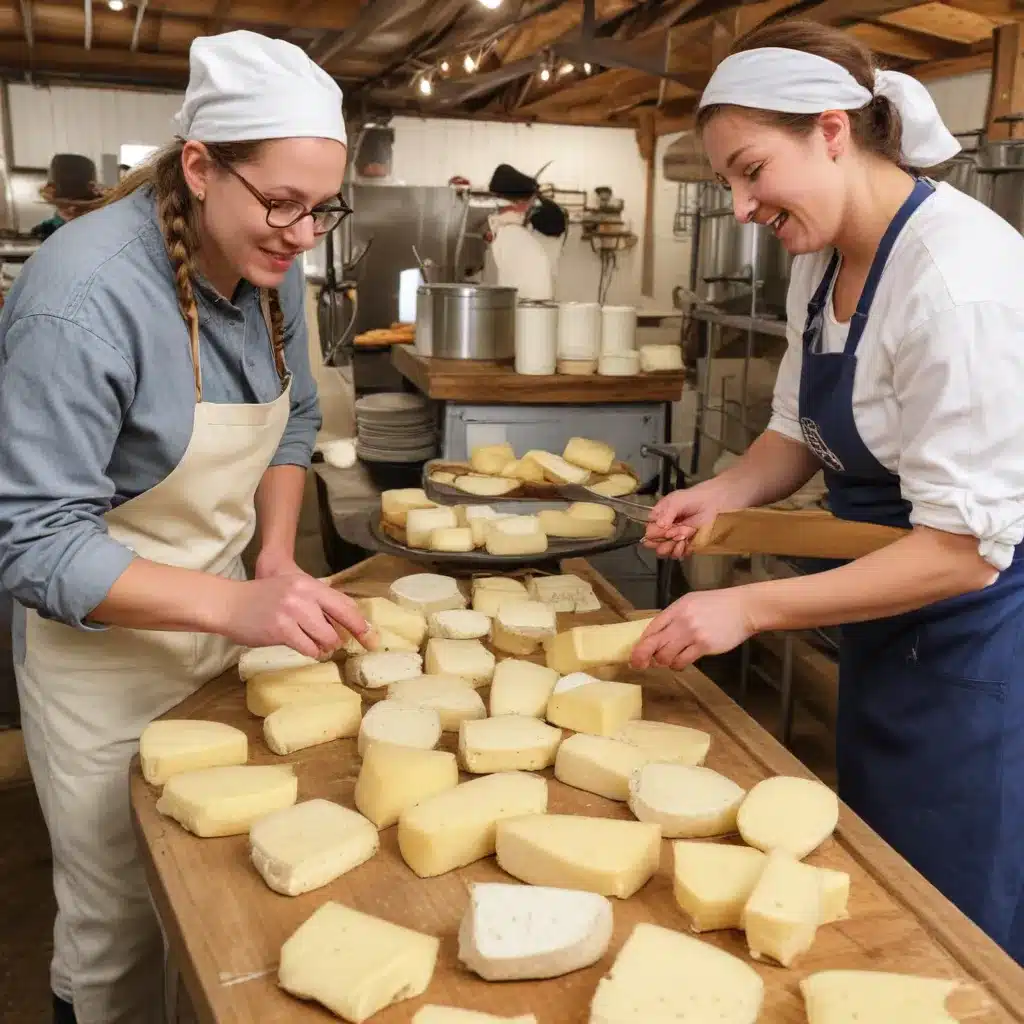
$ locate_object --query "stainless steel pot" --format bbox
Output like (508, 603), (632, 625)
(415, 283), (516, 360)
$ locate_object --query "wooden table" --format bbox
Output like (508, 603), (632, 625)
(391, 346), (686, 404)
(131, 556), (1024, 1024)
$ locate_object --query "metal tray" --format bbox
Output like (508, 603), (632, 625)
(335, 507), (645, 572)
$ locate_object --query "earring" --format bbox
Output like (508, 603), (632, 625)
(196, 191), (205, 202)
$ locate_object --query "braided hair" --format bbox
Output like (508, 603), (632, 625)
(102, 140), (287, 394)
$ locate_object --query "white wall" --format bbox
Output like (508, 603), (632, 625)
(926, 71), (990, 134)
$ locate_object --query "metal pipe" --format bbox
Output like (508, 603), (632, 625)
(84, 0), (92, 51)
(130, 0), (149, 52)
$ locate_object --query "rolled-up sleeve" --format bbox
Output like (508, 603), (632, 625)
(767, 322), (805, 444)
(0, 314), (137, 627)
(270, 263), (322, 469)
(895, 302), (1024, 570)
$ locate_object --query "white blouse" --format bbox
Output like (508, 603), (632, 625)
(769, 182), (1024, 570)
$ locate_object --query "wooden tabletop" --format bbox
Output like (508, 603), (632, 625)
(131, 555), (1024, 1024)
(391, 345), (687, 404)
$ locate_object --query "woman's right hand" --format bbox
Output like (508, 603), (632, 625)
(643, 480), (740, 560)
(217, 573), (376, 658)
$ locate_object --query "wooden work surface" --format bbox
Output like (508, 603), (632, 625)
(130, 555), (1024, 1024)
(391, 345), (686, 404)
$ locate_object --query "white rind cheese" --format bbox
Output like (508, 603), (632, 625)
(390, 573), (467, 614)
(485, 516), (548, 557)
(406, 506), (459, 548)
(430, 526), (476, 552)
(527, 450), (591, 485)
(491, 600), (557, 656)
(742, 850), (823, 967)
(246, 672), (360, 719)
(553, 733), (655, 801)
(799, 969), (962, 1024)
(237, 645), (321, 681)
(458, 882), (613, 981)
(471, 576), (529, 616)
(566, 503), (615, 523)
(357, 702), (441, 755)
(628, 763), (746, 838)
(387, 677), (487, 732)
(586, 474), (637, 499)
(638, 344), (684, 373)
(543, 618), (654, 674)
(546, 680), (642, 736)
(489, 659), (559, 718)
(139, 720), (248, 786)
(737, 775), (839, 859)
(353, 743), (459, 829)
(278, 902), (440, 1023)
(614, 719), (711, 766)
(263, 700), (362, 755)
(527, 573), (601, 613)
(355, 650), (423, 689)
(428, 609), (491, 640)
(459, 715), (562, 773)
(455, 474), (521, 497)
(340, 626), (420, 656)
(424, 638), (496, 686)
(249, 799), (379, 896)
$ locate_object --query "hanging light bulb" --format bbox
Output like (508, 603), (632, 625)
(440, 60), (450, 73)
(107, 0), (125, 10)
(463, 54), (477, 74)
(540, 67), (551, 82)
(583, 62), (592, 74)
(558, 62), (574, 76)
(418, 76), (433, 96)
(477, 0), (502, 8)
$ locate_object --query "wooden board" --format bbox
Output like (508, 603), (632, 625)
(130, 554), (1024, 1024)
(391, 346), (687, 404)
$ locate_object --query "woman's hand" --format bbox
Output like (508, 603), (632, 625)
(643, 479), (742, 559)
(630, 588), (757, 671)
(254, 546), (303, 581)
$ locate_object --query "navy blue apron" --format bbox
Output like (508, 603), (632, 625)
(798, 177), (1024, 963)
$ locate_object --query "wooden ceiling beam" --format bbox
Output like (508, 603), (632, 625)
(879, 2), (1004, 44)
(846, 20), (963, 58)
(0, 38), (187, 79)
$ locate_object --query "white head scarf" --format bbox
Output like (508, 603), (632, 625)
(172, 30), (346, 146)
(698, 47), (959, 167)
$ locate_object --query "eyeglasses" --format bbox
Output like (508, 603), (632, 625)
(212, 156), (352, 235)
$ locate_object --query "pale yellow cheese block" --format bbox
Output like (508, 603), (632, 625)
(543, 618), (655, 674)
(249, 799), (379, 896)
(397, 771), (548, 878)
(526, 573), (601, 613)
(553, 734), (654, 801)
(489, 659), (559, 718)
(430, 526), (475, 553)
(671, 841), (767, 933)
(246, 673), (360, 719)
(494, 814), (661, 899)
(485, 517), (548, 556)
(586, 474), (638, 498)
(546, 680), (642, 736)
(491, 600), (557, 656)
(566, 502), (615, 523)
(139, 720), (248, 786)
(424, 638), (496, 686)
(470, 442), (515, 475)
(414, 1008), (536, 1024)
(381, 488), (436, 527)
(237, 645), (321, 681)
(819, 867), (851, 924)
(459, 715), (562, 773)
(357, 702), (441, 756)
(588, 922), (764, 1024)
(563, 437), (615, 475)
(263, 700), (362, 755)
(742, 850), (823, 967)
(800, 969), (963, 1024)
(527, 450), (591, 485)
(537, 509), (614, 541)
(278, 902), (439, 1023)
(353, 742), (459, 829)
(614, 719), (711, 766)
(737, 775), (839, 859)
(407, 506), (459, 548)
(356, 597), (427, 646)
(390, 573), (466, 614)
(156, 764), (297, 838)
(387, 677), (487, 732)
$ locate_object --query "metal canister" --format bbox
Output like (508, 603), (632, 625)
(415, 283), (516, 360)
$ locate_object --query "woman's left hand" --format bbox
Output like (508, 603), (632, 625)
(630, 588), (758, 671)
(254, 547), (304, 581)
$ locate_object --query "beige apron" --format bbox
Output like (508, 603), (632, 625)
(16, 292), (292, 1024)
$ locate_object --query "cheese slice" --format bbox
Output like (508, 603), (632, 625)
(500, 458), (545, 484)
(387, 677), (487, 731)
(250, 799), (379, 896)
(459, 715), (562, 773)
(428, 609), (491, 640)
(424, 638), (495, 686)
(563, 437), (616, 475)
(543, 618), (654, 674)
(458, 881), (613, 981)
(672, 841), (767, 932)
(495, 814), (661, 899)
(614, 719), (711, 766)
(566, 502), (615, 523)
(278, 902), (439, 1023)
(139, 720), (248, 786)
(800, 970), (963, 1024)
(455, 474), (521, 497)
(742, 850), (823, 967)
(354, 651), (423, 690)
(156, 764), (297, 838)
(589, 922), (764, 1024)
(537, 510), (615, 540)
(470, 442), (515, 475)
(238, 645), (320, 681)
(356, 597), (427, 646)
(430, 527), (475, 552)
(353, 742), (459, 829)
(390, 573), (466, 614)
(357, 702), (441, 756)
(381, 487), (436, 527)
(586, 474), (638, 499)
(489, 659), (559, 718)
(491, 600), (557, 656)
(553, 734), (655, 801)
(407, 506), (459, 548)
(527, 573), (601, 613)
(485, 516), (548, 557)
(397, 771), (548, 878)
(263, 700), (362, 755)
(415, 1009), (536, 1024)
(526, 450), (591, 485)
(737, 775), (839, 859)
(628, 763), (746, 838)
(546, 680), (642, 736)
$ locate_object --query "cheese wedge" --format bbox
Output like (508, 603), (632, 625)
(742, 850), (823, 967)
(737, 775), (839, 859)
(458, 882), (613, 981)
(459, 715), (562, 773)
(566, 502), (615, 523)
(139, 720), (248, 786)
(614, 719), (711, 766)
(485, 516), (548, 557)
(455, 474), (521, 497)
(397, 771), (548, 878)
(491, 600), (557, 656)
(381, 487), (436, 527)
(356, 597), (427, 646)
(357, 702), (441, 756)
(489, 659), (559, 718)
(672, 841), (767, 932)
(554, 734), (655, 801)
(495, 814), (660, 899)
(800, 970), (962, 1024)
(628, 763), (745, 838)
(470, 442), (515, 475)
(237, 645), (320, 681)
(390, 573), (466, 614)
(537, 510), (615, 540)
(353, 742), (459, 829)
(156, 764), (297, 838)
(249, 799), (379, 896)
(526, 450), (591, 485)
(424, 638), (495, 686)
(527, 573), (601, 613)
(563, 437), (616, 475)
(586, 474), (637, 498)
(543, 617), (654, 674)
(388, 677), (487, 731)
(589, 922), (764, 1024)
(415, 1010), (536, 1024)
(546, 680), (642, 736)
(428, 609), (491, 640)
(278, 902), (439, 1023)
(263, 700), (361, 755)
(407, 506), (459, 548)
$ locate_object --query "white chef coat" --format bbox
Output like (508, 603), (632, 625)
(769, 181), (1024, 571)
(483, 209), (560, 301)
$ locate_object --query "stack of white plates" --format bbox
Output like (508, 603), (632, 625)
(354, 392), (437, 463)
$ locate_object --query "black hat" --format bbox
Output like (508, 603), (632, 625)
(45, 154), (99, 202)
(489, 163), (537, 201)
(529, 197), (567, 238)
